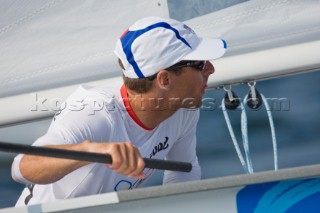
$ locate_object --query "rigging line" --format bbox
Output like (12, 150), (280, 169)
(261, 94), (278, 170)
(240, 100), (254, 174)
(222, 97), (249, 174)
(243, 93), (278, 171)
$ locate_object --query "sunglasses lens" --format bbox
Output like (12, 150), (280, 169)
(166, 60), (206, 71)
(194, 61), (206, 71)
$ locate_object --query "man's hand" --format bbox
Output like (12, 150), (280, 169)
(84, 140), (145, 179)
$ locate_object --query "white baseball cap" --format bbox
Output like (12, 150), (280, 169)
(114, 16), (227, 78)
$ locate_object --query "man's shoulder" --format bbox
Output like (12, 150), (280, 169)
(65, 85), (121, 108)
(52, 85), (122, 123)
(71, 85), (119, 99)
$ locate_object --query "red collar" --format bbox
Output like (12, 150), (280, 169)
(120, 85), (154, 131)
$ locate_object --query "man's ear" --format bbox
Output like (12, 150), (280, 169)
(156, 70), (171, 89)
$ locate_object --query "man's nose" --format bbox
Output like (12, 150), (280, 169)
(203, 61), (215, 76)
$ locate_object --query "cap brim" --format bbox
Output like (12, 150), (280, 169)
(183, 38), (227, 61)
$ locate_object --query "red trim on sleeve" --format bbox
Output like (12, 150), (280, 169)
(120, 85), (154, 131)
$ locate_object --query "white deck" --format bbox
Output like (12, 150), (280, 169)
(2, 164), (320, 213)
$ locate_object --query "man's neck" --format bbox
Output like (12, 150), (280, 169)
(127, 90), (177, 129)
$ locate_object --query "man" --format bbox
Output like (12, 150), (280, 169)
(12, 16), (227, 205)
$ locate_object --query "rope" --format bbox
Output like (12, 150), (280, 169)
(222, 97), (253, 174)
(243, 94), (278, 171)
(262, 94), (278, 170)
(222, 86), (278, 174)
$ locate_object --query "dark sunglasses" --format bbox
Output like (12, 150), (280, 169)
(166, 60), (207, 72)
(146, 60), (207, 81)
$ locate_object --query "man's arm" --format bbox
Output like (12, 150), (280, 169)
(13, 140), (145, 184)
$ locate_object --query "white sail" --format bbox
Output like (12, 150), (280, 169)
(0, 0), (170, 98)
(0, 0), (319, 126)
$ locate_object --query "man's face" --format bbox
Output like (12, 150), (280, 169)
(168, 61), (215, 109)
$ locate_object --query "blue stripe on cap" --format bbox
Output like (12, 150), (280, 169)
(121, 22), (191, 78)
(222, 39), (227, 49)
